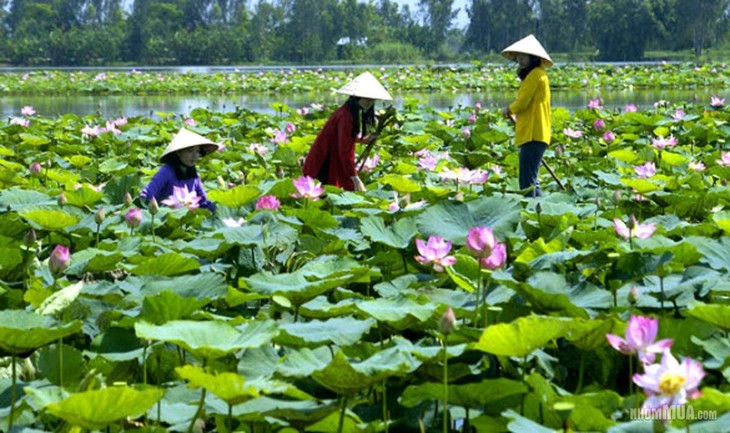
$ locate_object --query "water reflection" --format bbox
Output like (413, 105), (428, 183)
(1, 88), (725, 119)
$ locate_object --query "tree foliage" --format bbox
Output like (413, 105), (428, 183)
(0, 0), (729, 65)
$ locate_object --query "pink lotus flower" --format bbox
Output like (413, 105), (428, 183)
(439, 167), (488, 185)
(81, 125), (101, 137)
(272, 130), (289, 144)
(717, 151), (730, 167)
(633, 350), (704, 411)
(588, 98), (603, 109)
(360, 155), (380, 173)
(606, 315), (673, 365)
(474, 102), (482, 111)
(388, 192), (426, 212)
(603, 131), (616, 144)
(248, 143), (268, 156)
(161, 185), (201, 210)
(593, 119), (606, 131)
(462, 127), (471, 138)
(125, 208), (143, 228)
(634, 161), (656, 178)
(184, 118), (197, 126)
(563, 127), (583, 138)
(21, 105), (36, 116)
(613, 215), (657, 241)
(710, 95), (725, 107)
(297, 107), (310, 116)
(468, 113), (476, 123)
(30, 162), (42, 176)
(256, 195), (281, 210)
(415, 235), (457, 272)
(285, 123), (296, 134)
(651, 135), (677, 150)
(10, 117), (29, 127)
(671, 109), (685, 121)
(291, 176), (324, 200)
(49, 244), (71, 277)
(439, 307), (457, 335)
(417, 152), (438, 171)
(625, 104), (638, 112)
(466, 226), (507, 269)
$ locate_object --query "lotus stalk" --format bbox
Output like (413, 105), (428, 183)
(337, 396), (348, 433)
(8, 355), (17, 432)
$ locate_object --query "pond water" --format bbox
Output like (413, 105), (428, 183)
(1, 88), (726, 119)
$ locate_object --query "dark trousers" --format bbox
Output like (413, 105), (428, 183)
(519, 141), (548, 197)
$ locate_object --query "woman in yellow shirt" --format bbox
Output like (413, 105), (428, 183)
(501, 34), (552, 197)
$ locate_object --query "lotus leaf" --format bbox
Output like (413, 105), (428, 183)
(277, 317), (376, 347)
(417, 196), (521, 243)
(356, 295), (437, 331)
(176, 365), (259, 405)
(18, 208), (81, 231)
(685, 304), (730, 331)
(36, 281), (83, 316)
(135, 320), (254, 360)
(401, 378), (528, 408)
(140, 290), (212, 324)
(45, 386), (164, 430)
(360, 215), (418, 249)
(474, 315), (575, 357)
(207, 184), (260, 208)
(232, 395), (339, 423)
(128, 252), (201, 276)
(0, 310), (82, 355)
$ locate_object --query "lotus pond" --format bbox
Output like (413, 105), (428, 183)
(0, 66), (729, 433)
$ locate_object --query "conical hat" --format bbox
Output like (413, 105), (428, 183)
(501, 34), (553, 67)
(336, 72), (392, 101)
(161, 128), (219, 160)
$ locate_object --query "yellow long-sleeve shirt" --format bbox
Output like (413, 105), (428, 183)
(508, 66), (551, 147)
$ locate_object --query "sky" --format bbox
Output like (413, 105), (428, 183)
(392, 0), (470, 29)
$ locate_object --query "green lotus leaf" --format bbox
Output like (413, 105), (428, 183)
(327, 191), (369, 206)
(19, 133), (51, 146)
(401, 378), (528, 408)
(243, 256), (369, 306)
(216, 223), (298, 248)
(63, 185), (104, 207)
(25, 385), (70, 409)
(417, 196), (521, 244)
(65, 248), (124, 274)
(689, 388), (730, 414)
(311, 349), (418, 396)
(474, 315), (574, 357)
(135, 320), (252, 360)
(503, 409), (555, 433)
(45, 386), (164, 430)
(608, 149), (640, 164)
(621, 178), (661, 194)
(0, 245), (24, 279)
(712, 210), (730, 235)
(67, 154), (93, 167)
(355, 295), (437, 331)
(689, 236), (730, 271)
(232, 395), (338, 423)
(360, 215), (418, 249)
(18, 208), (81, 231)
(0, 310), (82, 355)
(660, 151), (687, 166)
(140, 291), (212, 324)
(515, 272), (611, 318)
(298, 296), (359, 319)
(277, 347), (333, 378)
(301, 410), (363, 433)
(685, 304), (730, 331)
(176, 364), (258, 405)
(207, 184), (260, 208)
(285, 207), (339, 229)
(560, 391), (621, 432)
(380, 174), (422, 193)
(98, 157), (129, 173)
(277, 317), (376, 347)
(128, 252), (201, 276)
(125, 273), (228, 303)
(451, 151), (492, 169)
(0, 187), (52, 209)
(38, 343), (85, 386)
(36, 281), (83, 316)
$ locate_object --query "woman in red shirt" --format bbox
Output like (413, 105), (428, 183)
(303, 72), (392, 191)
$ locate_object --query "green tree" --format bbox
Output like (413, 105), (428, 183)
(416, 0), (457, 56)
(587, 0), (652, 60)
(463, 0), (537, 54)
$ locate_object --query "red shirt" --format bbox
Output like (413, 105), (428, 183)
(302, 104), (358, 191)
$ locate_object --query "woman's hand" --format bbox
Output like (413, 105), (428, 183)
(502, 106), (511, 118)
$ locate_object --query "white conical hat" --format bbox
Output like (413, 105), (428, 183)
(336, 71), (392, 101)
(501, 34), (553, 67)
(161, 128), (219, 160)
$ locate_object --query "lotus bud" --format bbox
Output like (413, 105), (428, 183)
(594, 197), (601, 208)
(148, 197), (159, 215)
(49, 244), (71, 277)
(125, 207), (143, 228)
(593, 119), (606, 131)
(723, 178), (728, 187)
(439, 307), (457, 335)
(613, 190), (621, 204)
(217, 176), (226, 189)
(30, 162), (42, 176)
(628, 214), (638, 229)
(603, 130), (616, 144)
(535, 202), (542, 215)
(629, 286), (640, 306)
(123, 192), (134, 207)
(57, 192), (67, 207)
(95, 208), (106, 224)
(24, 229), (37, 247)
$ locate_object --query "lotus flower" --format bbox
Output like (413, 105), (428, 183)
(671, 109), (685, 121)
(602, 130), (616, 144)
(710, 95), (725, 107)
(10, 117), (29, 127)
(415, 235), (456, 272)
(634, 161), (656, 178)
(125, 208), (143, 228)
(717, 151), (730, 167)
(688, 161), (706, 172)
(291, 176), (324, 200)
(563, 127), (583, 138)
(256, 195), (281, 210)
(633, 350), (705, 411)
(651, 135), (677, 150)
(606, 315), (673, 365)
(465, 226), (508, 270)
(49, 245), (71, 277)
(161, 185), (201, 210)
(588, 98), (603, 109)
(285, 123), (296, 134)
(21, 105), (36, 116)
(272, 129), (289, 144)
(613, 215), (656, 241)
(184, 118), (197, 126)
(439, 307), (457, 335)
(417, 152), (438, 171)
(360, 154), (380, 173)
(30, 162), (42, 176)
(593, 119), (606, 131)
(625, 103), (638, 112)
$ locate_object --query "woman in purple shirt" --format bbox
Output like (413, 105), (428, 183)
(140, 128), (218, 212)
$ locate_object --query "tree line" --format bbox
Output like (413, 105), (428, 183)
(0, 0), (728, 66)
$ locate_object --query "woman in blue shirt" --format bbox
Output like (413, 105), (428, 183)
(140, 128), (218, 212)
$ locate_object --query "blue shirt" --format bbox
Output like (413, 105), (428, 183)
(140, 164), (215, 212)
